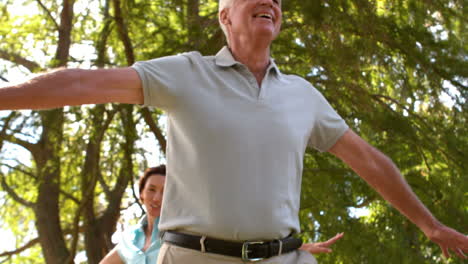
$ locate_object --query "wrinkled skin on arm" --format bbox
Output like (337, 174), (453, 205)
(0, 67), (143, 110)
(328, 129), (468, 260)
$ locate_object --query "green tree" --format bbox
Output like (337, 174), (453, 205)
(0, 0), (466, 263)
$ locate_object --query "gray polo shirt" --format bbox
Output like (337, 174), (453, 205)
(132, 47), (348, 241)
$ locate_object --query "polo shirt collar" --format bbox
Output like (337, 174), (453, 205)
(215, 46), (280, 75)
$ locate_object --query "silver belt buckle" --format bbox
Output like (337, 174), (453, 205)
(241, 241), (265, 262)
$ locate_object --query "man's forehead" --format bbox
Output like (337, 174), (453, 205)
(225, 0), (282, 5)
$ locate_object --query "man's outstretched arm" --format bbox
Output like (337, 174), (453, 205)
(0, 67), (143, 110)
(329, 129), (467, 259)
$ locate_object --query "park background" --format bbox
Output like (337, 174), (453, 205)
(0, 0), (466, 263)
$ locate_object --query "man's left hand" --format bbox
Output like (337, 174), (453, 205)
(425, 223), (468, 259)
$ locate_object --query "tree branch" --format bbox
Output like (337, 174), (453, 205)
(69, 105), (117, 262)
(98, 170), (111, 199)
(1, 133), (38, 155)
(0, 237), (39, 257)
(0, 112), (17, 150)
(0, 256), (12, 263)
(0, 225), (85, 258)
(140, 108), (167, 155)
(370, 92), (462, 169)
(0, 162), (78, 205)
(67, 197), (90, 264)
(129, 169), (144, 213)
(0, 163), (36, 179)
(35, 0), (60, 30)
(0, 173), (35, 208)
(112, 0), (135, 65)
(0, 50), (42, 72)
(95, 0), (112, 68)
(60, 189), (80, 204)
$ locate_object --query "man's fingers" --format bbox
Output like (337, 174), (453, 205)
(441, 245), (450, 259)
(462, 235), (468, 251)
(429, 226), (468, 260)
(454, 248), (466, 259)
(446, 232), (468, 259)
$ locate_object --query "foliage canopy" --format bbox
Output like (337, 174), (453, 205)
(0, 0), (466, 263)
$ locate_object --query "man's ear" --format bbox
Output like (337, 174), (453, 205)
(220, 8), (231, 26)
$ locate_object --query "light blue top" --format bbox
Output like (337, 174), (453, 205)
(117, 216), (161, 264)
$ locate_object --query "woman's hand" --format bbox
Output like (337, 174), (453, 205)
(299, 233), (344, 254)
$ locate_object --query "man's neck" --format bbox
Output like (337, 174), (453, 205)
(229, 39), (271, 86)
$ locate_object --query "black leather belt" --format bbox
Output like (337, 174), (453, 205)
(161, 231), (303, 262)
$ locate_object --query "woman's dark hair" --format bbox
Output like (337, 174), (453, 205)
(138, 164), (166, 194)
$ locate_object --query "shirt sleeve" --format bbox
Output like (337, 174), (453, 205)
(115, 244), (127, 263)
(307, 90), (349, 152)
(131, 53), (194, 111)
(115, 226), (142, 263)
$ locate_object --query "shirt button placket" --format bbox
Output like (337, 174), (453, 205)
(239, 66), (260, 99)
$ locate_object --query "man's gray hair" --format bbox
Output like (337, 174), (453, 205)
(219, 0), (235, 44)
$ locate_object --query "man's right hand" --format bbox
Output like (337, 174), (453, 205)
(0, 67), (143, 110)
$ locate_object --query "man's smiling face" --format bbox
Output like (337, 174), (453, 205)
(222, 0), (282, 44)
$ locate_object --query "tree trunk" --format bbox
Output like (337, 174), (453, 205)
(82, 106), (112, 263)
(34, 109), (70, 264)
(187, 0), (201, 49)
(34, 0), (74, 262)
(84, 105), (136, 263)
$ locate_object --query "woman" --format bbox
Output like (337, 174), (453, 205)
(101, 164), (342, 263)
(100, 165), (166, 264)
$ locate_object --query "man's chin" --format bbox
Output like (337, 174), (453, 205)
(252, 28), (280, 41)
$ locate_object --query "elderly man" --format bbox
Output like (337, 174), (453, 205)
(1, 0), (467, 263)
